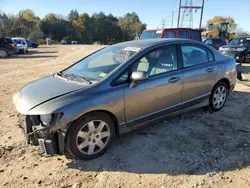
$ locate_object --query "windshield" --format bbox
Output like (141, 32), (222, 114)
(13, 39), (21, 44)
(229, 38), (250, 45)
(140, 30), (161, 39)
(61, 46), (141, 82)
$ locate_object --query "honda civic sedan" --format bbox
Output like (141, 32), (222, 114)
(13, 39), (236, 160)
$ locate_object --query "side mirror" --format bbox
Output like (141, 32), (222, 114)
(130, 71), (148, 88)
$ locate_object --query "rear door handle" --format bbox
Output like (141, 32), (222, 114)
(206, 67), (215, 73)
(169, 76), (181, 83)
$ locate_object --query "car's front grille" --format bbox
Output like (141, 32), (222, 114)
(18, 114), (40, 134)
(18, 114), (29, 134)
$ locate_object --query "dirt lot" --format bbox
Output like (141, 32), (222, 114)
(0, 45), (250, 188)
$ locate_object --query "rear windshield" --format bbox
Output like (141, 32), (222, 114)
(179, 31), (189, 39)
(163, 31), (176, 38)
(13, 39), (22, 44)
(229, 38), (250, 45)
(140, 30), (161, 39)
(2, 38), (14, 44)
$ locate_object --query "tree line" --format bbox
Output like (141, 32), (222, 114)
(0, 9), (146, 44)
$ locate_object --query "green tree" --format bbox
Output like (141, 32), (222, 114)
(118, 12), (146, 41)
(0, 12), (9, 36)
(18, 9), (39, 21)
(68, 9), (79, 23)
(40, 13), (70, 41)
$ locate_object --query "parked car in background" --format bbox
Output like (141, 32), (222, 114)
(12, 38), (28, 54)
(0, 37), (18, 58)
(219, 36), (250, 63)
(71, 41), (78, 44)
(203, 38), (227, 50)
(26, 40), (39, 48)
(13, 39), (236, 160)
(61, 40), (68, 45)
(140, 28), (202, 41)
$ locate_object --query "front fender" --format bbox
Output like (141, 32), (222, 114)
(28, 85), (125, 131)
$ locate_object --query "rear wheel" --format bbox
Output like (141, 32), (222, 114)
(66, 112), (115, 160)
(245, 53), (250, 63)
(0, 49), (8, 58)
(208, 82), (228, 112)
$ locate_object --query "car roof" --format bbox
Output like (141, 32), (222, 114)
(234, 36), (250, 39)
(12, 37), (25, 40)
(143, 28), (201, 32)
(113, 38), (200, 48)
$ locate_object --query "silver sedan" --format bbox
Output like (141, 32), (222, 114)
(13, 39), (236, 160)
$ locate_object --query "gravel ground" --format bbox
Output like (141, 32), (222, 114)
(0, 45), (250, 188)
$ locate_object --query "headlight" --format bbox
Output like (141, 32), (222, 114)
(40, 114), (52, 125)
(13, 92), (20, 105)
(39, 113), (63, 126)
(236, 48), (246, 51)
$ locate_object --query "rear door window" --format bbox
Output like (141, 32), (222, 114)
(179, 31), (189, 39)
(207, 49), (214, 62)
(140, 31), (160, 39)
(181, 45), (209, 68)
(13, 39), (22, 44)
(163, 31), (176, 38)
(190, 30), (202, 41)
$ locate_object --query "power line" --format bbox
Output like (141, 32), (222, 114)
(177, 0), (204, 28)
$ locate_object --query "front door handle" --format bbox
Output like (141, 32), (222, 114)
(206, 67), (215, 73)
(169, 76), (181, 83)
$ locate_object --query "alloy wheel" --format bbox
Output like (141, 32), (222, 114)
(0, 50), (7, 58)
(213, 85), (227, 109)
(76, 120), (111, 155)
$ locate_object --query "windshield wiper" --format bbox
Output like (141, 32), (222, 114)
(56, 72), (92, 84)
(71, 73), (92, 84)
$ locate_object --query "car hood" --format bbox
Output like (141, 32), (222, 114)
(13, 75), (88, 114)
(221, 44), (249, 48)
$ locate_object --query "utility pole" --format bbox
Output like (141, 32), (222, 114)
(200, 0), (205, 29)
(177, 0), (205, 28)
(177, 0), (181, 28)
(171, 11), (174, 28)
(161, 19), (166, 29)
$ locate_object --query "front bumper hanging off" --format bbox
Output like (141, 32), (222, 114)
(18, 114), (65, 155)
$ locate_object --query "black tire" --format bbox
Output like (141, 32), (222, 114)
(207, 81), (228, 112)
(245, 53), (250, 63)
(0, 49), (8, 58)
(66, 112), (115, 160)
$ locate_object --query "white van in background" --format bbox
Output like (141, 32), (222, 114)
(12, 38), (28, 54)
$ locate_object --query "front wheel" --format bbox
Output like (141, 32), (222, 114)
(66, 112), (115, 160)
(208, 82), (228, 112)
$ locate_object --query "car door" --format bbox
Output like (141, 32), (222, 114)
(122, 45), (183, 127)
(180, 44), (218, 106)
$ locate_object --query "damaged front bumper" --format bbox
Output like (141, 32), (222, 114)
(18, 114), (66, 156)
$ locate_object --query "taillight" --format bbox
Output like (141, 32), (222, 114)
(8, 43), (15, 48)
